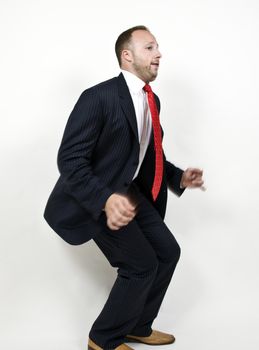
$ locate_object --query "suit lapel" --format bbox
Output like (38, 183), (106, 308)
(117, 73), (139, 141)
(116, 73), (164, 145)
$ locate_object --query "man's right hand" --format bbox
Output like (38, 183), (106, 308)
(104, 193), (137, 230)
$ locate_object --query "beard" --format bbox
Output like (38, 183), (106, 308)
(132, 61), (158, 83)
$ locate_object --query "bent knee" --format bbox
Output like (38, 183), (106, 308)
(175, 241), (181, 259)
(161, 240), (181, 264)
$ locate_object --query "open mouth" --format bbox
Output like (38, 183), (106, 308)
(151, 62), (159, 68)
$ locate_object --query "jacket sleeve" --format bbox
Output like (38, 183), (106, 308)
(57, 88), (113, 221)
(164, 153), (185, 196)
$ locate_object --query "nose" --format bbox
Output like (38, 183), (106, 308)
(156, 48), (162, 59)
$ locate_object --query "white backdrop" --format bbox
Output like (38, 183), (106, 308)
(1, 1), (259, 349)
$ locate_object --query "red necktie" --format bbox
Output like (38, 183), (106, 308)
(143, 84), (163, 201)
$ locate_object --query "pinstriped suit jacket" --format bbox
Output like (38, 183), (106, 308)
(43, 73), (184, 245)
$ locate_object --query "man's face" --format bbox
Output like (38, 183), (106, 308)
(128, 30), (162, 83)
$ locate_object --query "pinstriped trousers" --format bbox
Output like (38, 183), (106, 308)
(89, 182), (181, 349)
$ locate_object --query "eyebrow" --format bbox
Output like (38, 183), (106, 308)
(145, 41), (159, 47)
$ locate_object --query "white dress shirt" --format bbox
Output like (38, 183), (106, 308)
(121, 69), (152, 180)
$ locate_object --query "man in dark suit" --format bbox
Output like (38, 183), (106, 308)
(44, 25), (204, 350)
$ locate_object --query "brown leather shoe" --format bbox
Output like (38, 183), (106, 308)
(125, 329), (175, 345)
(88, 338), (134, 350)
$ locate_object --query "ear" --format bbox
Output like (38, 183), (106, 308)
(121, 49), (133, 63)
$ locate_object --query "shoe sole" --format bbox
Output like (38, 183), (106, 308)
(125, 336), (175, 345)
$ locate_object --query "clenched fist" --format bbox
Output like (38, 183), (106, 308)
(104, 193), (138, 230)
(180, 168), (205, 190)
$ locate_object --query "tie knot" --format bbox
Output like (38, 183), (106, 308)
(143, 84), (152, 93)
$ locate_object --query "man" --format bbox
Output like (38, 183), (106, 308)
(44, 25), (204, 350)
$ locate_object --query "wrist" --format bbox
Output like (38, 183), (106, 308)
(180, 179), (186, 189)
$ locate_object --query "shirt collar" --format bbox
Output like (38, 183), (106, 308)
(121, 69), (145, 94)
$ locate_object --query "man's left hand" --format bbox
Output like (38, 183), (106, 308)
(180, 168), (205, 190)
